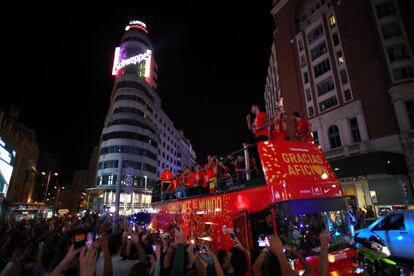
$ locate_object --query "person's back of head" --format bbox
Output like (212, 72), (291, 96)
(230, 247), (247, 276)
(108, 233), (123, 256)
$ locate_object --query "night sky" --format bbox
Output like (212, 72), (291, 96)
(3, 1), (274, 182)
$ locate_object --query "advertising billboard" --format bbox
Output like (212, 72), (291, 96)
(0, 137), (16, 197)
(112, 47), (152, 77)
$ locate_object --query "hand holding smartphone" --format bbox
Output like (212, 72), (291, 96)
(74, 232), (86, 249)
(258, 235), (270, 248)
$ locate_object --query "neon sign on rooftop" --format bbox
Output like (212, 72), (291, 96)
(112, 48), (152, 76)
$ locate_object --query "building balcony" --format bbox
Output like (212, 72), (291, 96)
(325, 142), (368, 159)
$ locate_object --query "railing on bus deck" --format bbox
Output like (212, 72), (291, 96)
(151, 143), (265, 204)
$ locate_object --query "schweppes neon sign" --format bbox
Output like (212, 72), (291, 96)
(112, 48), (152, 76)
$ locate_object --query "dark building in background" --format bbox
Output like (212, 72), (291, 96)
(88, 145), (99, 187)
(265, 0), (414, 214)
(59, 170), (89, 212)
(0, 107), (39, 217)
(32, 151), (59, 204)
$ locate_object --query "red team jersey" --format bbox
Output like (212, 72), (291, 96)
(295, 118), (313, 143)
(160, 169), (173, 181)
(270, 117), (288, 141)
(253, 112), (268, 138)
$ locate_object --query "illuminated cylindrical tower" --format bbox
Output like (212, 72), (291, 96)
(95, 20), (159, 213)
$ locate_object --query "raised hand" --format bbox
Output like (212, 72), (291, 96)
(79, 247), (97, 276)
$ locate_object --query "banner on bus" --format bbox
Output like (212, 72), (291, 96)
(258, 141), (338, 186)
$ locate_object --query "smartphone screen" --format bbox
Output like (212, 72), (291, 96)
(152, 244), (157, 251)
(258, 236), (269, 248)
(128, 234), (132, 240)
(74, 233), (86, 249)
(86, 232), (93, 248)
(229, 232), (236, 241)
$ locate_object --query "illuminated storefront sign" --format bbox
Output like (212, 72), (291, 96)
(112, 47), (152, 76)
(125, 20), (148, 33)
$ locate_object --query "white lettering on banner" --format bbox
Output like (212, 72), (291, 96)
(112, 49), (152, 76)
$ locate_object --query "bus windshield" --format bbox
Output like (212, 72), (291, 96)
(275, 197), (352, 257)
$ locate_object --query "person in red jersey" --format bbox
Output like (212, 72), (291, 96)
(246, 104), (268, 175)
(204, 155), (218, 194)
(270, 108), (289, 141)
(160, 165), (173, 193)
(246, 104), (269, 142)
(192, 164), (205, 195)
(183, 166), (194, 197)
(172, 170), (183, 198)
(292, 112), (314, 143)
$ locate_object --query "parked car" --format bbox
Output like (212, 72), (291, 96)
(355, 210), (414, 261)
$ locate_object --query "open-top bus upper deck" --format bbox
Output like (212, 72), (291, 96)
(150, 141), (347, 249)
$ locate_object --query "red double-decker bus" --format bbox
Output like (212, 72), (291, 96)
(150, 141), (359, 275)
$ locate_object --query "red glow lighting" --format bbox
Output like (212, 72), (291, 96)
(129, 25), (148, 33)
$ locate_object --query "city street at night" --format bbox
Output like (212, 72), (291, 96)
(1, 0), (414, 275)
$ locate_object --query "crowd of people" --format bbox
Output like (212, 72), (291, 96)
(0, 212), (334, 276)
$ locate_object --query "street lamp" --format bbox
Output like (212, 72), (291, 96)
(42, 170), (59, 204)
(54, 185), (65, 210)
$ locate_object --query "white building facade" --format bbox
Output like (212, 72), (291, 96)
(92, 21), (196, 214)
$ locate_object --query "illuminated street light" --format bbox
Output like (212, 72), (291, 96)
(41, 170), (59, 204)
(54, 185), (65, 210)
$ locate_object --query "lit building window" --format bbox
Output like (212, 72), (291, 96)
(329, 15), (336, 27)
(337, 51), (344, 65)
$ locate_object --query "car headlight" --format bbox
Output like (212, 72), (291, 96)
(381, 245), (391, 256)
(354, 266), (365, 274)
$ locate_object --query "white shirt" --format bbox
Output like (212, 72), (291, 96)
(95, 255), (139, 276)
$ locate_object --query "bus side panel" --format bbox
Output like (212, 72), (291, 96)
(150, 185), (272, 250)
